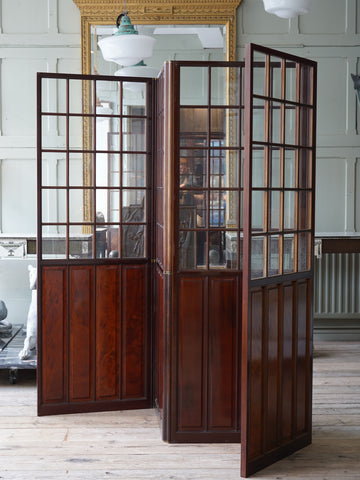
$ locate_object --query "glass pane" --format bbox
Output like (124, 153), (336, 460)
(252, 149), (266, 188)
(299, 64), (313, 104)
(122, 189), (145, 213)
(96, 190), (109, 223)
(109, 189), (120, 222)
(299, 149), (312, 188)
(298, 232), (310, 271)
(285, 60), (297, 102)
(284, 190), (296, 230)
(41, 116), (66, 149)
(42, 152), (66, 187)
(299, 191), (311, 230)
(210, 190), (231, 227)
(107, 130), (121, 151)
(69, 189), (91, 223)
(299, 106), (313, 147)
(41, 77), (67, 114)
(95, 224), (111, 259)
(70, 152), (86, 187)
(252, 190), (265, 232)
(180, 66), (208, 105)
(69, 116), (85, 150)
(211, 66), (240, 106)
(270, 101), (281, 144)
(122, 224), (145, 258)
(41, 225), (66, 259)
(108, 226), (121, 258)
(209, 230), (226, 268)
(215, 108), (239, 147)
(270, 56), (282, 99)
(179, 230), (198, 270)
(284, 106), (296, 145)
(109, 153), (120, 187)
(253, 99), (266, 142)
(123, 117), (146, 152)
(122, 153), (146, 187)
(42, 188), (66, 223)
(284, 149), (296, 188)
(253, 53), (266, 96)
(270, 190), (281, 231)
(69, 79), (92, 114)
(283, 233), (295, 274)
(268, 235), (280, 276)
(270, 148), (281, 188)
(69, 225), (93, 259)
(210, 151), (226, 188)
(251, 236), (265, 279)
(224, 190), (239, 228)
(180, 108), (208, 143)
(225, 231), (238, 269)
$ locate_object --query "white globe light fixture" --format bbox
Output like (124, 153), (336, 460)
(115, 61), (159, 92)
(263, 0), (312, 18)
(98, 12), (156, 67)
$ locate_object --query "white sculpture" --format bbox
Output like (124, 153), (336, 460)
(19, 265), (37, 360)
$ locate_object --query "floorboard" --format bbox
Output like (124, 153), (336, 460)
(0, 341), (359, 479)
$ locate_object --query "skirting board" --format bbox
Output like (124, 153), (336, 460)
(314, 317), (360, 341)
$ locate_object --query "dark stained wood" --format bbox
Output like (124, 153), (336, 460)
(39, 266), (67, 408)
(121, 264), (147, 400)
(69, 265), (94, 402)
(96, 264), (119, 401)
(154, 266), (164, 413)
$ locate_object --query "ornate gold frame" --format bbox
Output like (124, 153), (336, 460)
(73, 0), (243, 74)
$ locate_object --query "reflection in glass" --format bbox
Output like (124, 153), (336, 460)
(108, 154), (120, 186)
(122, 190), (145, 222)
(270, 101), (281, 144)
(299, 107), (313, 147)
(252, 99), (266, 142)
(180, 66), (208, 106)
(299, 64), (313, 104)
(210, 150), (226, 188)
(271, 57), (282, 99)
(213, 108), (239, 147)
(69, 189), (90, 223)
(122, 224), (145, 258)
(251, 236), (265, 279)
(284, 149), (296, 188)
(42, 225), (66, 259)
(210, 190), (230, 227)
(270, 190), (281, 231)
(123, 116), (146, 152)
(109, 189), (120, 222)
(69, 152), (86, 187)
(252, 149), (265, 187)
(284, 190), (296, 230)
(285, 61), (297, 102)
(283, 233), (295, 274)
(209, 230), (226, 268)
(270, 148), (281, 187)
(69, 225), (93, 259)
(298, 232), (310, 271)
(284, 106), (296, 145)
(211, 67), (240, 106)
(253, 53), (266, 96)
(268, 235), (280, 276)
(122, 154), (146, 187)
(252, 190), (265, 231)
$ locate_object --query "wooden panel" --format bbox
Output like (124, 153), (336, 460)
(208, 276), (237, 430)
(40, 266), (67, 405)
(177, 276), (204, 430)
(96, 265), (119, 401)
(69, 266), (94, 402)
(282, 283), (295, 442)
(121, 264), (147, 399)
(155, 267), (164, 412)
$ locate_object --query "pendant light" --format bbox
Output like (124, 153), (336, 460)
(263, 0), (312, 18)
(98, 4), (156, 67)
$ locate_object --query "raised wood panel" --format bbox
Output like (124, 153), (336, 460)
(177, 276), (204, 431)
(121, 264), (147, 399)
(40, 266), (67, 404)
(208, 276), (237, 430)
(69, 266), (94, 402)
(155, 267), (164, 413)
(282, 283), (295, 442)
(96, 265), (119, 401)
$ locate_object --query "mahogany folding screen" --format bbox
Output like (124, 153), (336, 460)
(37, 44), (316, 476)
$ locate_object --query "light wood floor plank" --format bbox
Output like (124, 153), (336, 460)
(0, 340), (359, 480)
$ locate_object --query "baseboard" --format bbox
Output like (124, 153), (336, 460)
(314, 316), (360, 341)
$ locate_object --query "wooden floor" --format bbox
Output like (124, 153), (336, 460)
(0, 341), (359, 480)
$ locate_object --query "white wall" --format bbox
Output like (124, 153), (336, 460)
(237, 0), (360, 234)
